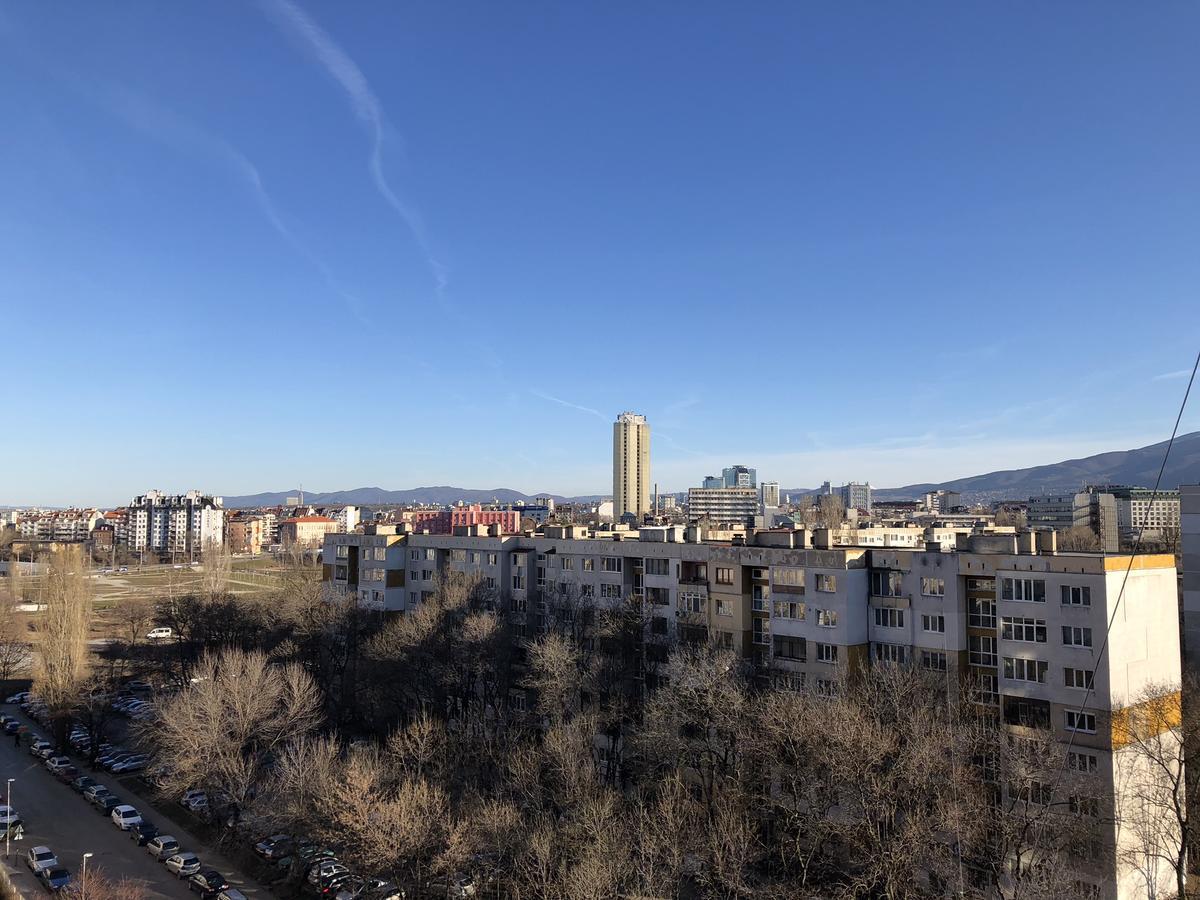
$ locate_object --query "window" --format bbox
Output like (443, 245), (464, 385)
(870, 570), (903, 597)
(1065, 668), (1094, 689)
(874, 643), (906, 664)
(922, 614), (945, 633)
(583, 557), (594, 571)
(815, 574), (837, 593)
(644, 557), (669, 576)
(968, 598), (996, 628)
(1003, 696), (1051, 729)
(753, 618), (770, 645)
(600, 583), (622, 600)
(1001, 577), (1045, 603)
(715, 567), (734, 585)
(975, 673), (999, 705)
(410, 549), (419, 561)
(580, 584), (594, 598)
(602, 557), (623, 573)
(468, 551), (478, 564)
(424, 549), (436, 561)
(1061, 585), (1091, 607)
(816, 642), (838, 663)
(450, 549), (466, 562)
(772, 600), (805, 620)
(511, 573), (526, 590)
(815, 609), (838, 628)
(336, 545), (348, 558)
(969, 635), (997, 667)
(1065, 710), (1097, 733)
(967, 577), (995, 591)
(488, 553), (498, 566)
(510, 594), (527, 612)
(1003, 657), (1048, 683)
(921, 577), (945, 597)
(1067, 751), (1099, 774)
(873, 607), (905, 629)
(510, 553), (523, 566)
(1012, 780), (1053, 805)
(773, 636), (805, 661)
(774, 567), (804, 587)
(921, 650), (947, 671)
(1070, 795), (1099, 817)
(409, 570), (418, 583)
(1001, 617), (1046, 643)
(409, 591), (418, 605)
(1062, 626), (1093, 648)
(561, 557), (574, 571)
(678, 591), (703, 613)
(422, 570), (433, 581)
(716, 597), (732, 617)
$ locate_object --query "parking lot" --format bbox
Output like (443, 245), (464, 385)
(0, 703), (265, 898)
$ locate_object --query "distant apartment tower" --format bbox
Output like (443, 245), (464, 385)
(127, 490), (224, 556)
(330, 505), (360, 533)
(701, 475), (723, 490)
(840, 481), (872, 512)
(687, 487), (759, 525)
(760, 481), (781, 508)
(613, 412), (650, 521)
(922, 489), (961, 513)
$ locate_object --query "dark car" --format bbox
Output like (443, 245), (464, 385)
(70, 775), (97, 793)
(54, 765), (80, 784)
(254, 833), (293, 860)
(320, 872), (356, 896)
(96, 795), (122, 815)
(38, 867), (72, 892)
(130, 821), (160, 846)
(188, 869), (229, 897)
(2, 721), (18, 735)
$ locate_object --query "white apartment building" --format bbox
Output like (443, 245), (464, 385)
(16, 508), (102, 542)
(613, 412), (650, 521)
(127, 490), (224, 556)
(329, 505), (360, 533)
(687, 487), (759, 525)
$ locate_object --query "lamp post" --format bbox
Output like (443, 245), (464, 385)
(4, 778), (13, 859)
(81, 852), (93, 899)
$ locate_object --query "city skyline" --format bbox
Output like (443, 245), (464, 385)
(4, 2), (1199, 506)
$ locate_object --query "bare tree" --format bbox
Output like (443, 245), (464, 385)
(199, 538), (232, 600)
(142, 647), (323, 826)
(0, 603), (29, 697)
(1058, 525), (1101, 552)
(33, 545), (92, 742)
(1114, 680), (1191, 900)
(995, 507), (1028, 529)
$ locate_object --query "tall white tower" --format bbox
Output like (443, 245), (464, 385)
(613, 412), (650, 522)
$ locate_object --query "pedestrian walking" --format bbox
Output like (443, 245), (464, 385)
(11, 729), (18, 749)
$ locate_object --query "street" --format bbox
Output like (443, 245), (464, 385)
(0, 708), (267, 898)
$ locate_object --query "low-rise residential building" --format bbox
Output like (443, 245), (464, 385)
(278, 514), (337, 549)
(226, 515), (266, 555)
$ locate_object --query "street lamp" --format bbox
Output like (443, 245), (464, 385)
(81, 852), (94, 899)
(4, 778), (13, 859)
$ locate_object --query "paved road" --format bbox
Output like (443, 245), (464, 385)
(0, 708), (268, 898)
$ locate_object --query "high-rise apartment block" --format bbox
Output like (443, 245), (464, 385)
(760, 481), (781, 508)
(127, 490), (224, 556)
(840, 481), (872, 512)
(613, 412), (650, 522)
(686, 487), (759, 525)
(722, 465), (756, 489)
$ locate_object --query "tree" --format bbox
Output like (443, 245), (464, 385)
(995, 507), (1028, 529)
(199, 538), (232, 600)
(1058, 525), (1101, 552)
(1114, 680), (1192, 900)
(0, 601), (28, 698)
(142, 647), (323, 826)
(33, 545), (91, 743)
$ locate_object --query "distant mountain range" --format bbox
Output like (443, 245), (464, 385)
(223, 432), (1200, 510)
(222, 486), (604, 508)
(784, 431), (1200, 503)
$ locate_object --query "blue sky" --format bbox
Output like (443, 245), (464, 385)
(2, 2), (1198, 506)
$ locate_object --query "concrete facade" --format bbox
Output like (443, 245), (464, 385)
(613, 412), (650, 521)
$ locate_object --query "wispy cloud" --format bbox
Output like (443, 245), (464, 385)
(530, 391), (608, 421)
(258, 0), (448, 296)
(1152, 369), (1192, 382)
(100, 85), (370, 323)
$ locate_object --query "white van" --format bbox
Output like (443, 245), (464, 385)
(146, 627), (173, 640)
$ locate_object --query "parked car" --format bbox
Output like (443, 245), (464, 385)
(5, 691), (31, 704)
(254, 833), (293, 860)
(2, 720), (19, 735)
(113, 754), (148, 774)
(320, 872), (356, 896)
(217, 890), (249, 900)
(165, 852), (203, 878)
(54, 765), (80, 784)
(146, 627), (173, 640)
(70, 775), (97, 794)
(45, 755), (72, 774)
(112, 804), (143, 830)
(28, 738), (52, 757)
(37, 866), (72, 892)
(130, 821), (160, 846)
(82, 783), (109, 802)
(188, 869), (228, 897)
(95, 795), (122, 816)
(181, 789), (206, 808)
(308, 861), (349, 885)
(147, 835), (180, 860)
(126, 679), (154, 690)
(26, 846), (58, 874)
(0, 805), (19, 826)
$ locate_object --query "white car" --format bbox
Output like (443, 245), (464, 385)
(112, 804), (143, 830)
(164, 852), (202, 877)
(0, 805), (19, 825)
(146, 627), (173, 640)
(45, 756), (72, 774)
(147, 835), (180, 860)
(26, 846), (58, 874)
